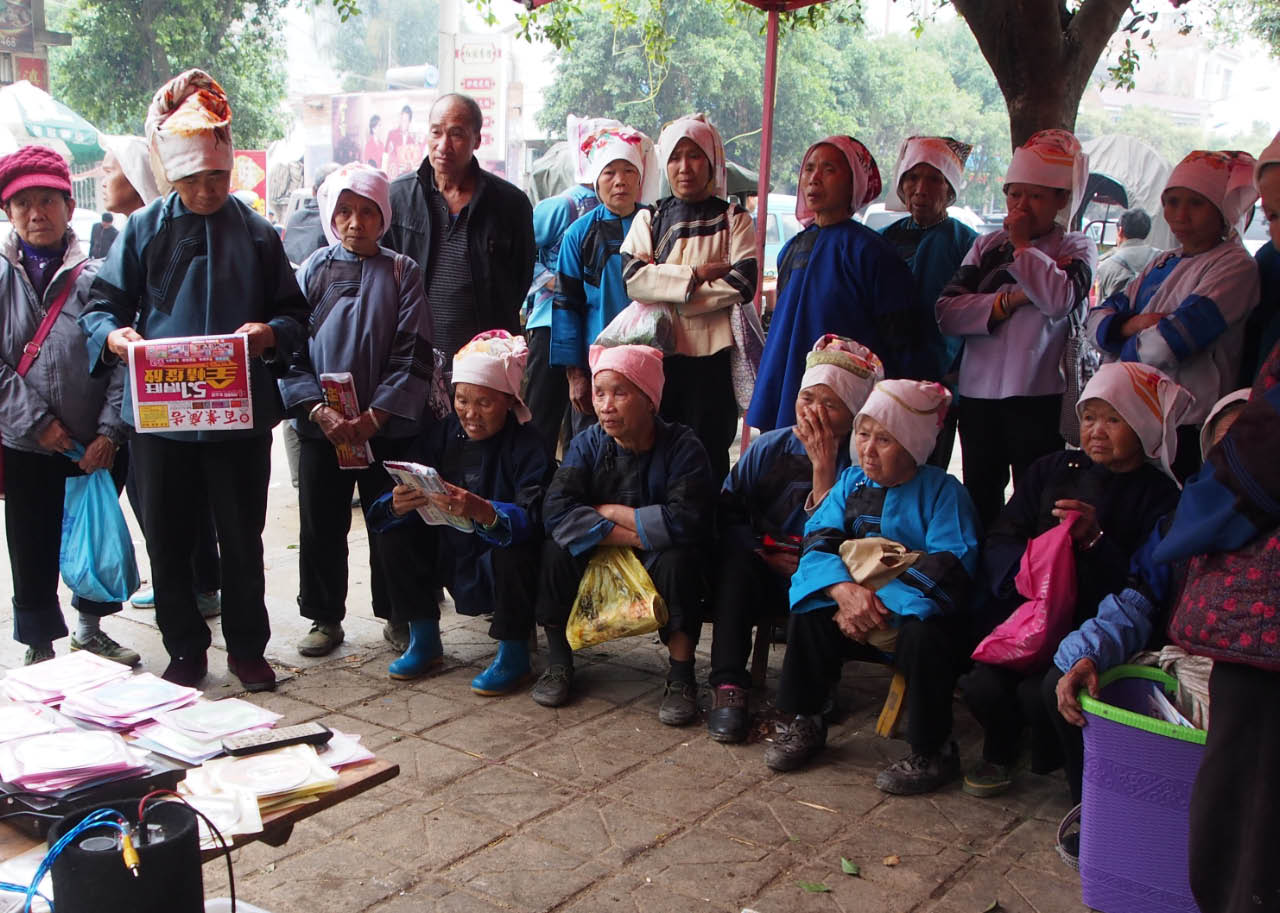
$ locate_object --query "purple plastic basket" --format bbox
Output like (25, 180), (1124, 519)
(1079, 665), (1207, 913)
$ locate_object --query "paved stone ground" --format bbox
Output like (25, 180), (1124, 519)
(0, 432), (1092, 913)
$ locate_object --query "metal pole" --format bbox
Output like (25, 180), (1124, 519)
(753, 7), (779, 317)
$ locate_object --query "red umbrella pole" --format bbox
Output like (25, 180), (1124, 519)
(753, 7), (779, 317)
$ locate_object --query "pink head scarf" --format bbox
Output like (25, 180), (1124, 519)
(887, 135), (972, 212)
(1166, 149), (1260, 238)
(588, 344), (664, 407)
(658, 114), (726, 199)
(1076, 362), (1196, 481)
(1004, 129), (1088, 227)
(145, 69), (233, 191)
(795, 136), (882, 227)
(855, 380), (952, 466)
(317, 162), (392, 247)
(798, 334), (885, 419)
(451, 330), (532, 423)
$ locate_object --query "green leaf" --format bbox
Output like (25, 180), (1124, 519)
(980, 902), (1001, 913)
(840, 857), (860, 877)
(797, 881), (831, 893)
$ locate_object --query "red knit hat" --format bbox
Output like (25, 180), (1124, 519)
(0, 146), (72, 204)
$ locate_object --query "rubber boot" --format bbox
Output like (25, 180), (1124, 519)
(388, 619), (443, 680)
(470, 640), (533, 696)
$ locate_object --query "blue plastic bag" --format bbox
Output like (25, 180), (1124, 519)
(59, 447), (139, 603)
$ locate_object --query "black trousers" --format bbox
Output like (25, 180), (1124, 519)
(3, 445), (128, 646)
(659, 350), (737, 484)
(297, 434), (409, 624)
(535, 539), (705, 645)
(130, 433), (272, 661)
(959, 660), (1064, 772)
(1040, 664), (1085, 803)
(776, 608), (968, 756)
(126, 453), (219, 594)
(708, 542), (788, 688)
(523, 326), (570, 455)
(958, 394), (1064, 529)
(1172, 423), (1202, 485)
(926, 393), (961, 470)
(1189, 662), (1280, 913)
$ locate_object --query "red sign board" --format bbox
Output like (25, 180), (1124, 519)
(15, 56), (46, 90)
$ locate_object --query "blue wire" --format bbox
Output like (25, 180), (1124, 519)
(26, 809), (128, 913)
(0, 882), (50, 909)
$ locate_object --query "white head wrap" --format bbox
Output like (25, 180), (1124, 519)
(888, 135), (972, 212)
(795, 135), (882, 227)
(1254, 132), (1280, 188)
(1076, 362), (1196, 481)
(1199, 388), (1251, 461)
(797, 334), (884, 420)
(658, 114), (726, 199)
(317, 162), (392, 247)
(582, 126), (660, 206)
(1166, 150), (1260, 238)
(1004, 129), (1088, 227)
(144, 69), (234, 191)
(567, 115), (623, 184)
(100, 135), (163, 206)
(450, 330), (532, 424)
(854, 380), (952, 467)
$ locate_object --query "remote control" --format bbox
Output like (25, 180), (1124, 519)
(221, 722), (333, 757)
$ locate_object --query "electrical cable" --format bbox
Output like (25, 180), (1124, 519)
(0, 881), (50, 910)
(138, 789), (236, 913)
(26, 808), (129, 912)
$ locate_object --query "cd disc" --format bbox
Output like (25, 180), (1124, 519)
(216, 754), (309, 795)
(13, 732), (117, 771)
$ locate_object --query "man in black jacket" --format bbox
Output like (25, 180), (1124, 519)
(384, 93), (535, 369)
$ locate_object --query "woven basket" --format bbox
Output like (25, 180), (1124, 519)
(1078, 664), (1207, 913)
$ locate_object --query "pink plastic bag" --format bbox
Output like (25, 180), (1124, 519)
(971, 512), (1079, 673)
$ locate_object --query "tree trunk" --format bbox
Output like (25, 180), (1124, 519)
(952, 0), (1132, 148)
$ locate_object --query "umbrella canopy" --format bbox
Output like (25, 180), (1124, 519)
(0, 81), (103, 165)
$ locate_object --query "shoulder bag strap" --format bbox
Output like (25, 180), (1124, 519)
(16, 260), (87, 377)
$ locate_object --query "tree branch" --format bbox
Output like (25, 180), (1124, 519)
(1067, 0), (1133, 80)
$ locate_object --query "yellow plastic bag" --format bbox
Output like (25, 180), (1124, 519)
(566, 546), (669, 649)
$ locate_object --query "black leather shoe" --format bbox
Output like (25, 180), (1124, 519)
(707, 684), (749, 742)
(161, 652), (208, 687)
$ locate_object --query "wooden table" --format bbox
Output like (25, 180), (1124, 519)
(0, 758), (400, 863)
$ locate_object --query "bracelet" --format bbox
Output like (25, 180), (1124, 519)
(366, 409), (382, 432)
(308, 402), (328, 422)
(1082, 528), (1104, 551)
(992, 291), (1009, 322)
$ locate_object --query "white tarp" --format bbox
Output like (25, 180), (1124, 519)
(1082, 135), (1176, 251)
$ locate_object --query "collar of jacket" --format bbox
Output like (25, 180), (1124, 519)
(416, 156), (488, 211)
(3, 227), (89, 305)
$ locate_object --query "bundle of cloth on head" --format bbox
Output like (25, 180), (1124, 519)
(1255, 132), (1280, 187)
(798, 334), (885, 418)
(855, 379), (952, 466)
(1003, 128), (1088, 227)
(0, 146), (70, 204)
(657, 114), (726, 198)
(795, 136), (882, 227)
(1167, 149), (1260, 238)
(588, 343), (664, 408)
(317, 162), (392, 246)
(887, 135), (971, 211)
(451, 330), (532, 423)
(582, 125), (661, 205)
(568, 115), (624, 184)
(100, 135), (163, 206)
(1199, 388), (1251, 461)
(145, 68), (233, 194)
(1076, 362), (1195, 481)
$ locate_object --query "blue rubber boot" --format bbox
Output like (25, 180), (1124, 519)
(388, 619), (443, 680)
(471, 640), (533, 696)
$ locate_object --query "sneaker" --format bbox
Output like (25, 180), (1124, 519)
(382, 620), (409, 653)
(764, 715), (827, 772)
(130, 587), (156, 609)
(706, 684), (749, 742)
(875, 741), (962, 795)
(23, 645), (54, 666)
(297, 622), (344, 657)
(161, 653), (208, 687)
(659, 680), (698, 726)
(70, 631), (141, 667)
(530, 664), (574, 707)
(963, 760), (1014, 798)
(227, 655), (277, 692)
(196, 591), (221, 618)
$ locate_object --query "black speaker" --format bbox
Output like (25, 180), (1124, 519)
(48, 800), (203, 913)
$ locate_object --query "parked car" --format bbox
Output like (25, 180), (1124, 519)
(857, 202), (986, 234)
(758, 193), (801, 277)
(1243, 203), (1270, 256)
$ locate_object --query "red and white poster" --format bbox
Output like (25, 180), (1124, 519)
(230, 150), (268, 216)
(128, 334), (253, 434)
(15, 56), (46, 91)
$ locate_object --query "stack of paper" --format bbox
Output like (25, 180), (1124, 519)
(0, 730), (151, 792)
(59, 673), (200, 730)
(181, 744), (339, 815)
(133, 699), (281, 764)
(2, 652), (132, 704)
(0, 702), (77, 744)
(317, 730), (375, 770)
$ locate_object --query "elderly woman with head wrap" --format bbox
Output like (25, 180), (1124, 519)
(277, 163), (434, 660)
(765, 380), (982, 794)
(551, 126), (660, 427)
(1086, 149), (1261, 481)
(79, 70), (310, 692)
(879, 136), (979, 466)
(366, 330), (554, 693)
(746, 136), (931, 435)
(532, 343), (716, 722)
(958, 361), (1189, 800)
(620, 114), (761, 482)
(707, 335), (883, 743)
(937, 129), (1098, 528)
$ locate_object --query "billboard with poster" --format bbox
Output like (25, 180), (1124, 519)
(15, 56), (46, 91)
(0, 1), (34, 54)
(330, 90), (437, 179)
(230, 150), (267, 216)
(456, 34), (508, 173)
